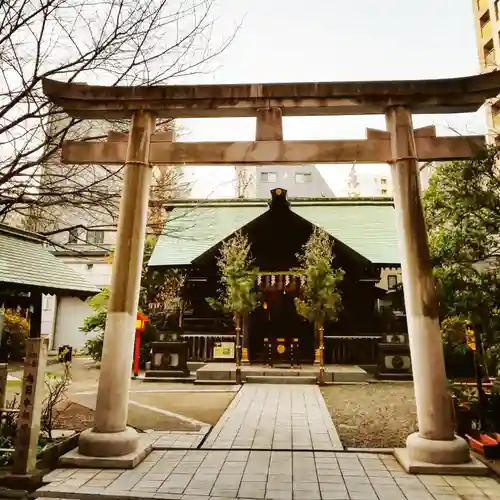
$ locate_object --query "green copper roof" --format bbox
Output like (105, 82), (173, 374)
(148, 204), (268, 267)
(292, 204), (400, 264)
(149, 198), (400, 267)
(0, 224), (100, 297)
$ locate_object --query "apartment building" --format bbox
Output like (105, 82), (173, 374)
(236, 165), (335, 198)
(472, 0), (500, 140)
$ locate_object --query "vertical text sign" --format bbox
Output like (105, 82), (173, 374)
(13, 338), (48, 474)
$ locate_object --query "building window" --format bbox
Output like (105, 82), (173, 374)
(380, 177), (387, 185)
(86, 230), (104, 245)
(68, 228), (80, 244)
(387, 275), (398, 290)
(381, 188), (388, 195)
(86, 263), (94, 270)
(295, 172), (312, 183)
(260, 172), (277, 183)
(484, 40), (495, 67)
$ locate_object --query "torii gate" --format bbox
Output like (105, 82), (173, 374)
(43, 72), (500, 473)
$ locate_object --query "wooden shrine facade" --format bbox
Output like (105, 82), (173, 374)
(149, 189), (402, 365)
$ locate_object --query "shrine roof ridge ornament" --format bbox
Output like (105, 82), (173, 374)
(42, 72), (500, 119)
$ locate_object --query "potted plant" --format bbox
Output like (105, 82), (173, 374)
(294, 227), (344, 385)
(450, 381), (481, 436)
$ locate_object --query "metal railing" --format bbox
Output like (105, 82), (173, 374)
(181, 333), (236, 361)
(325, 335), (382, 365)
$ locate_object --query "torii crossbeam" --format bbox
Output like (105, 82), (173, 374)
(42, 72), (500, 474)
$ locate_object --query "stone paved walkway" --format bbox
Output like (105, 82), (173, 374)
(35, 384), (500, 500)
(152, 429), (210, 450)
(202, 385), (342, 451)
(38, 450), (500, 500)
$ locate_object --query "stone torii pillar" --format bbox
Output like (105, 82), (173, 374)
(78, 110), (156, 460)
(386, 107), (470, 472)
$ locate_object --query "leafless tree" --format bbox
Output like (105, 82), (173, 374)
(0, 0), (234, 236)
(234, 166), (254, 199)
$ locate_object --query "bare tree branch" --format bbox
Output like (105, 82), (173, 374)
(0, 0), (236, 238)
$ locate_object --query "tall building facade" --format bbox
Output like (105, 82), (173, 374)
(472, 0), (500, 141)
(235, 165), (335, 198)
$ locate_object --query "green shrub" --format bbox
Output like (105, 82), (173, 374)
(83, 334), (104, 362)
(1, 309), (29, 361)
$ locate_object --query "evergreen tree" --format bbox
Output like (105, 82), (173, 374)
(295, 227), (344, 383)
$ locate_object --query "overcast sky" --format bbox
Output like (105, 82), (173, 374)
(176, 0), (484, 197)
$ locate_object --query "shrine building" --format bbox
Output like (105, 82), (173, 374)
(148, 188), (403, 366)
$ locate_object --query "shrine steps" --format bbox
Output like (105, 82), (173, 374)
(245, 375), (317, 384)
(194, 363), (370, 384)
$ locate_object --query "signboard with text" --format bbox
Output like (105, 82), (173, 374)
(213, 342), (235, 359)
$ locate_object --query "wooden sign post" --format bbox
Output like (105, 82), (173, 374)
(13, 338), (48, 474)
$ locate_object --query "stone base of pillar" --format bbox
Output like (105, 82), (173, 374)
(61, 432), (152, 469)
(79, 427), (139, 457)
(60, 428), (151, 469)
(394, 432), (488, 475)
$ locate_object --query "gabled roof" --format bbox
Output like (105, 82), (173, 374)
(148, 202), (268, 267)
(149, 197), (401, 267)
(0, 224), (100, 297)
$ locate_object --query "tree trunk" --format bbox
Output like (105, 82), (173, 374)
(235, 314), (242, 384)
(318, 321), (325, 385)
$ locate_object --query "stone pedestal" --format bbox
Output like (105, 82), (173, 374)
(386, 107), (479, 474)
(78, 110), (156, 462)
(145, 341), (190, 378)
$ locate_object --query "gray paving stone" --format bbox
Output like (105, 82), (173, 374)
(183, 487), (213, 496)
(266, 490), (293, 500)
(292, 492), (321, 499)
(201, 385), (342, 451)
(371, 485), (406, 499)
(319, 493), (349, 500)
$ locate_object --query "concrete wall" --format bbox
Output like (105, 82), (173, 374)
(41, 258), (111, 350)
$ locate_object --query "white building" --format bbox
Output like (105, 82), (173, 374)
(346, 165), (392, 198)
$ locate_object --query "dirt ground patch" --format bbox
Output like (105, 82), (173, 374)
(53, 402), (94, 432)
(129, 391), (235, 425)
(321, 382), (417, 448)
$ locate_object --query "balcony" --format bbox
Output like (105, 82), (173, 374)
(485, 48), (497, 69)
(482, 19), (493, 42)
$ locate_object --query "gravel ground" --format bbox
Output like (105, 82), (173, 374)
(321, 382), (417, 448)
